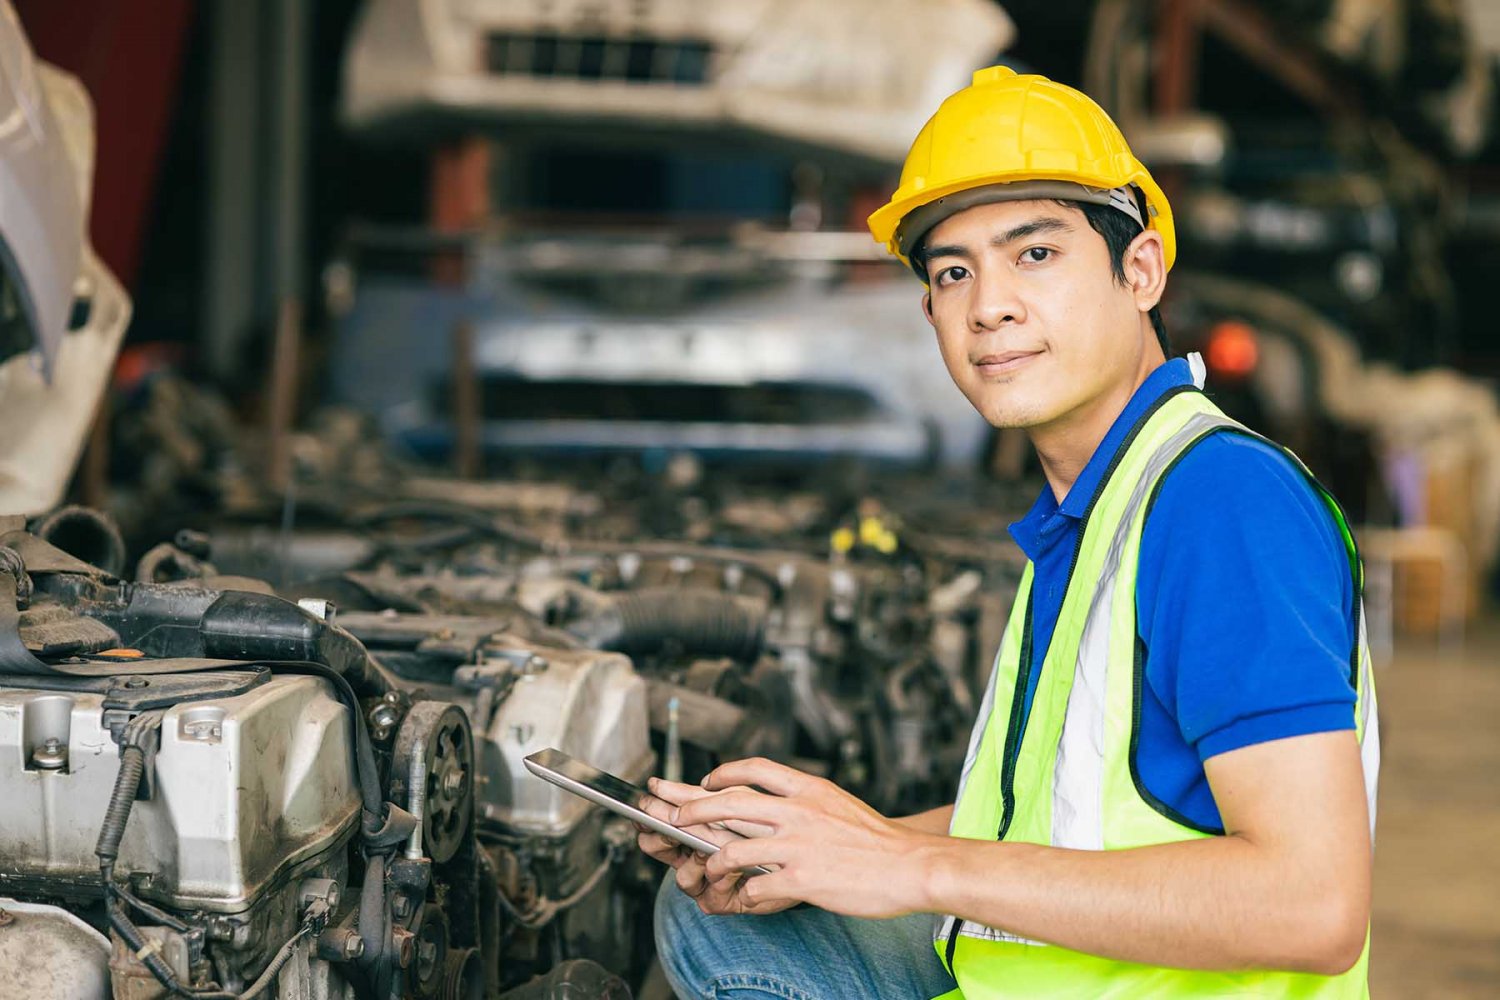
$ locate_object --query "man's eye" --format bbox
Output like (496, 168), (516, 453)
(936, 265), (970, 286)
(1021, 247), (1052, 264)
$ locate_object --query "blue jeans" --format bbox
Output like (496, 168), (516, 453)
(654, 875), (959, 1000)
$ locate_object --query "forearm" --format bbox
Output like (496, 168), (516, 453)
(894, 805), (953, 835)
(914, 834), (1368, 975)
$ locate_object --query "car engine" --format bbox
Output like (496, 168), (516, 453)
(0, 517), (645, 999)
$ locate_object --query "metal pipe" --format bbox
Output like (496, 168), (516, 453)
(406, 747), (427, 861)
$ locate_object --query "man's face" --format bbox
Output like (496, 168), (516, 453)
(920, 200), (1155, 431)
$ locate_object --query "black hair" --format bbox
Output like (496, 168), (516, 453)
(913, 194), (1171, 358)
(1075, 198), (1170, 358)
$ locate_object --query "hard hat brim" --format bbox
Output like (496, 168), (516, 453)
(869, 166), (1175, 275)
(894, 180), (1145, 260)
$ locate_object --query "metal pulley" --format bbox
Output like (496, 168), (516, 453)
(392, 701), (475, 865)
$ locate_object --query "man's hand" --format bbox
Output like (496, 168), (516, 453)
(634, 777), (796, 916)
(670, 758), (935, 919)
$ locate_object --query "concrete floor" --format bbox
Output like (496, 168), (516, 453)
(1369, 619), (1500, 996)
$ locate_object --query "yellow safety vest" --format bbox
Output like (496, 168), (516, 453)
(933, 388), (1379, 999)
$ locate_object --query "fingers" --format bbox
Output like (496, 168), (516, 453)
(711, 817), (777, 839)
(703, 836), (787, 881)
(697, 869), (746, 914)
(637, 830), (686, 867)
(674, 854), (709, 898)
(646, 781), (775, 838)
(673, 789), (792, 830)
(703, 757), (821, 796)
(702, 864), (796, 912)
(738, 869), (798, 910)
(634, 791), (679, 824)
(647, 777), (716, 806)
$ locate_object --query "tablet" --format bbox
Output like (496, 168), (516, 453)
(523, 748), (773, 877)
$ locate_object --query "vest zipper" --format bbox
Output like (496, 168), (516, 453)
(992, 385), (1192, 844)
(944, 386), (1197, 972)
(946, 596), (1034, 970)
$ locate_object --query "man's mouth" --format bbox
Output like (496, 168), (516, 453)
(973, 350), (1042, 376)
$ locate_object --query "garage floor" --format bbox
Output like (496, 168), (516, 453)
(1369, 618), (1500, 996)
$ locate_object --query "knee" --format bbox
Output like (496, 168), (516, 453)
(654, 870), (707, 986)
(652, 876), (827, 1000)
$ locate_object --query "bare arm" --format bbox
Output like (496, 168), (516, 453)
(681, 731), (1370, 975)
(894, 805), (953, 835)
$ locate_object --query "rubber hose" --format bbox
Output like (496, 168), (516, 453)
(572, 589), (765, 661)
(355, 853), (389, 976)
(95, 745), (145, 864)
(33, 505), (128, 577)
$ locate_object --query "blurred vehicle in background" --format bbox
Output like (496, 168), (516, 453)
(333, 0), (1013, 473)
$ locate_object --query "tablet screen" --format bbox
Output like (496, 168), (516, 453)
(527, 747), (654, 810)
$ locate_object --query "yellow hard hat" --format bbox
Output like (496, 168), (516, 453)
(868, 66), (1175, 274)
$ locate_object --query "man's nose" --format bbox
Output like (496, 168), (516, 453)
(969, 267), (1025, 332)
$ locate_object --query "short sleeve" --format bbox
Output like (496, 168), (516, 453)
(1135, 433), (1358, 763)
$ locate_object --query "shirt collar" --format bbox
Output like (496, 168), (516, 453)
(1008, 358), (1197, 561)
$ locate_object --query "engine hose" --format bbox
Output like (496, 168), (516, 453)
(94, 744), (145, 865)
(31, 505), (128, 577)
(355, 852), (389, 976)
(95, 709), (166, 865)
(569, 589), (766, 661)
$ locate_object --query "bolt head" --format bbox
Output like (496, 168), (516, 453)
(391, 927), (415, 968)
(344, 934), (365, 959)
(123, 677), (149, 690)
(30, 740), (68, 770)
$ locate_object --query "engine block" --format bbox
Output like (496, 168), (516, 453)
(0, 674), (359, 912)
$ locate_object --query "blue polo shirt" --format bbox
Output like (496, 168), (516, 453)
(1010, 358), (1357, 832)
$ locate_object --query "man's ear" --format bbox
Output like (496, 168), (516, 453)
(1125, 229), (1167, 314)
(921, 291), (935, 326)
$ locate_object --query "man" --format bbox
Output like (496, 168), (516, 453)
(639, 66), (1379, 999)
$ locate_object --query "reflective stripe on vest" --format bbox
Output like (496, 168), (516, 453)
(932, 389), (1379, 999)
